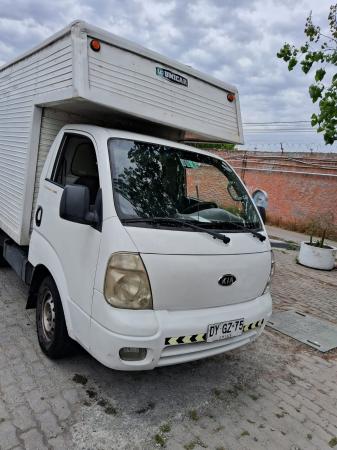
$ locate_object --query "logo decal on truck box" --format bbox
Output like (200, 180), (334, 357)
(156, 67), (188, 87)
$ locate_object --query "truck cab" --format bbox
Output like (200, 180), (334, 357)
(28, 124), (273, 370)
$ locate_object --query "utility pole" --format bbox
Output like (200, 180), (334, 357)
(241, 152), (248, 182)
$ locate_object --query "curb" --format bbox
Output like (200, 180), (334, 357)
(270, 239), (299, 250)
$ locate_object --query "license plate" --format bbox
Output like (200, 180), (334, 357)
(207, 318), (244, 343)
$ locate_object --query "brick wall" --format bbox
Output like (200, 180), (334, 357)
(206, 150), (337, 236)
(186, 166), (237, 210)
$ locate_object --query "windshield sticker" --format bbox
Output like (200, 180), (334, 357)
(156, 67), (188, 87)
(181, 159), (200, 169)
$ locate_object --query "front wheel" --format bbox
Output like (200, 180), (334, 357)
(36, 276), (72, 358)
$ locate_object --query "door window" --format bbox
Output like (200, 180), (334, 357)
(51, 134), (100, 204)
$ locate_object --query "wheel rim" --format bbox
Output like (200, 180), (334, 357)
(41, 289), (55, 341)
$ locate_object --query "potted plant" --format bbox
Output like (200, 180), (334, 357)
(298, 213), (336, 270)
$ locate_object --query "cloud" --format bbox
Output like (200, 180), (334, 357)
(0, 0), (335, 150)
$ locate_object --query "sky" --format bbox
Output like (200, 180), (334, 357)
(0, 0), (336, 152)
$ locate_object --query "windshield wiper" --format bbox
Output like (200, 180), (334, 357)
(122, 217), (231, 244)
(228, 222), (266, 242)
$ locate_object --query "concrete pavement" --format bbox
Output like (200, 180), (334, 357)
(0, 249), (337, 449)
(266, 225), (337, 249)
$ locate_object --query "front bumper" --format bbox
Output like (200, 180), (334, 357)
(89, 292), (272, 370)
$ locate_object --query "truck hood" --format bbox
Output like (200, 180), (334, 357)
(124, 226), (270, 255)
(124, 226), (272, 310)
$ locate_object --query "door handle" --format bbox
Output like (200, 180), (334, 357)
(35, 206), (43, 227)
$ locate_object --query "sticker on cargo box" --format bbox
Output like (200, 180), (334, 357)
(156, 67), (188, 87)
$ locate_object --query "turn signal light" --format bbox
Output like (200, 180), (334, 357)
(227, 93), (235, 102)
(90, 39), (101, 52)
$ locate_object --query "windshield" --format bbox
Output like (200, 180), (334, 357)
(108, 139), (262, 231)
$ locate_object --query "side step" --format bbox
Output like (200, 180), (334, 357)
(2, 240), (33, 285)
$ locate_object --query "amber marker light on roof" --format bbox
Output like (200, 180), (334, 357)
(90, 39), (101, 52)
(227, 93), (235, 102)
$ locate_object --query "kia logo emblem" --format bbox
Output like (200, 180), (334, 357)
(218, 274), (236, 286)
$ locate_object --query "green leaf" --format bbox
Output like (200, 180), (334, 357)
(300, 59), (313, 74)
(288, 57), (298, 71)
(324, 131), (335, 145)
(309, 84), (323, 102)
(276, 43), (293, 62)
(311, 113), (318, 126)
(315, 68), (326, 82)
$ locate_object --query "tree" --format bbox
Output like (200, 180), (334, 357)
(113, 142), (183, 217)
(277, 4), (337, 144)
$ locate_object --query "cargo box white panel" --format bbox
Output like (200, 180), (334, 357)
(0, 34), (73, 244)
(87, 38), (241, 143)
(0, 20), (243, 245)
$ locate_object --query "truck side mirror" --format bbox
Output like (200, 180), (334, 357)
(60, 185), (98, 226)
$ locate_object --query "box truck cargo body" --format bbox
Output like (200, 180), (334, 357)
(0, 20), (243, 246)
(0, 21), (272, 370)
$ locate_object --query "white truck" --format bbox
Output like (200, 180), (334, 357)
(0, 21), (273, 370)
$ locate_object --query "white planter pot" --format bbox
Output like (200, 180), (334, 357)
(298, 241), (337, 271)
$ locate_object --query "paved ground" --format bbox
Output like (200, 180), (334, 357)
(0, 249), (337, 450)
(266, 225), (337, 250)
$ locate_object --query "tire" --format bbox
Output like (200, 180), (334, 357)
(36, 275), (73, 358)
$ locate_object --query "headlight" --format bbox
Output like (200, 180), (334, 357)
(104, 253), (153, 309)
(263, 250), (275, 294)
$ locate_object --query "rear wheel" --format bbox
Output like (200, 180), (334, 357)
(36, 276), (72, 358)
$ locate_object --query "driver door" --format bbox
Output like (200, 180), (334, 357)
(35, 131), (102, 346)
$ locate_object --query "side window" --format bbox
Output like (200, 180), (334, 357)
(51, 134), (100, 204)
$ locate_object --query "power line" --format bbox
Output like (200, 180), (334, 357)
(236, 142), (337, 152)
(245, 130), (317, 133)
(243, 121), (311, 125)
(243, 122), (316, 133)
